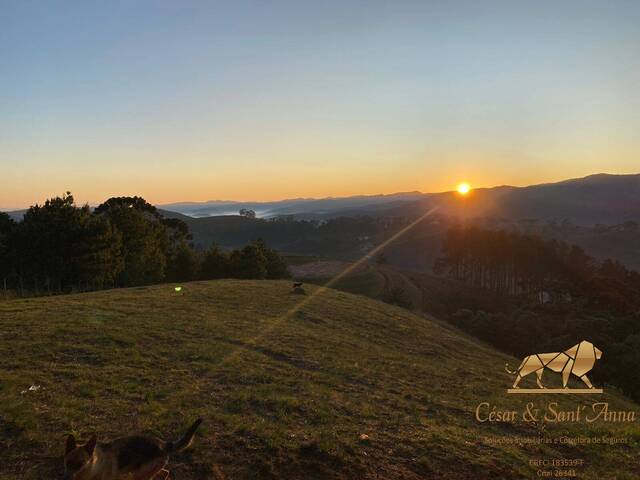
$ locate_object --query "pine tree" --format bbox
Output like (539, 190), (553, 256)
(166, 243), (200, 282)
(230, 244), (267, 279)
(252, 239), (289, 279)
(200, 245), (229, 279)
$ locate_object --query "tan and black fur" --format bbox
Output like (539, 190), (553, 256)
(63, 418), (202, 480)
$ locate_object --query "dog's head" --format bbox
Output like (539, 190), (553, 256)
(63, 434), (96, 480)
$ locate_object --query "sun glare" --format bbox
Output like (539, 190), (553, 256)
(457, 182), (471, 195)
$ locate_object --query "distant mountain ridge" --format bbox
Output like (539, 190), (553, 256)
(5, 173), (640, 226)
(158, 173), (640, 225)
(159, 191), (426, 218)
(385, 173), (640, 226)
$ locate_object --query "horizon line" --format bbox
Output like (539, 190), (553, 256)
(1, 171), (637, 212)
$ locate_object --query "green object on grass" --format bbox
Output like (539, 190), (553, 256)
(174, 286), (182, 292)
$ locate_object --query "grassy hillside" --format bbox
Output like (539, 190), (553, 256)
(0, 281), (638, 479)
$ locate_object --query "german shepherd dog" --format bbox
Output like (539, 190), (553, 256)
(63, 418), (202, 480)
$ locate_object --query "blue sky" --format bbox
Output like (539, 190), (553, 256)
(1, 0), (639, 209)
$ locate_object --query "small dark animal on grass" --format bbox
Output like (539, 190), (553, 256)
(291, 282), (305, 295)
(63, 418), (203, 480)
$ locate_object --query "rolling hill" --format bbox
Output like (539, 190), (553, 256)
(288, 259), (461, 318)
(159, 192), (425, 219)
(390, 173), (640, 226)
(156, 174), (640, 272)
(1, 281), (638, 479)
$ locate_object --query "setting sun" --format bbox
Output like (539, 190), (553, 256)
(457, 182), (471, 195)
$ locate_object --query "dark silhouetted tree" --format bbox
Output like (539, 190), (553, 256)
(253, 239), (289, 279)
(230, 244), (267, 279)
(94, 197), (169, 286)
(239, 208), (256, 219)
(200, 245), (229, 280)
(0, 212), (16, 293)
(13, 193), (123, 292)
(166, 243), (200, 282)
(383, 286), (412, 309)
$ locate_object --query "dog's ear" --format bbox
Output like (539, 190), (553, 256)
(65, 434), (77, 455)
(85, 435), (97, 455)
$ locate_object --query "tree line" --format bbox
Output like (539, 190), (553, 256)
(435, 225), (640, 313)
(183, 213), (411, 258)
(0, 193), (289, 296)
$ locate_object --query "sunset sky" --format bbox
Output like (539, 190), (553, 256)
(2, 1), (639, 210)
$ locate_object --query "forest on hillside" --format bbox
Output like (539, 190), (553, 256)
(435, 226), (640, 401)
(0, 194), (289, 297)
